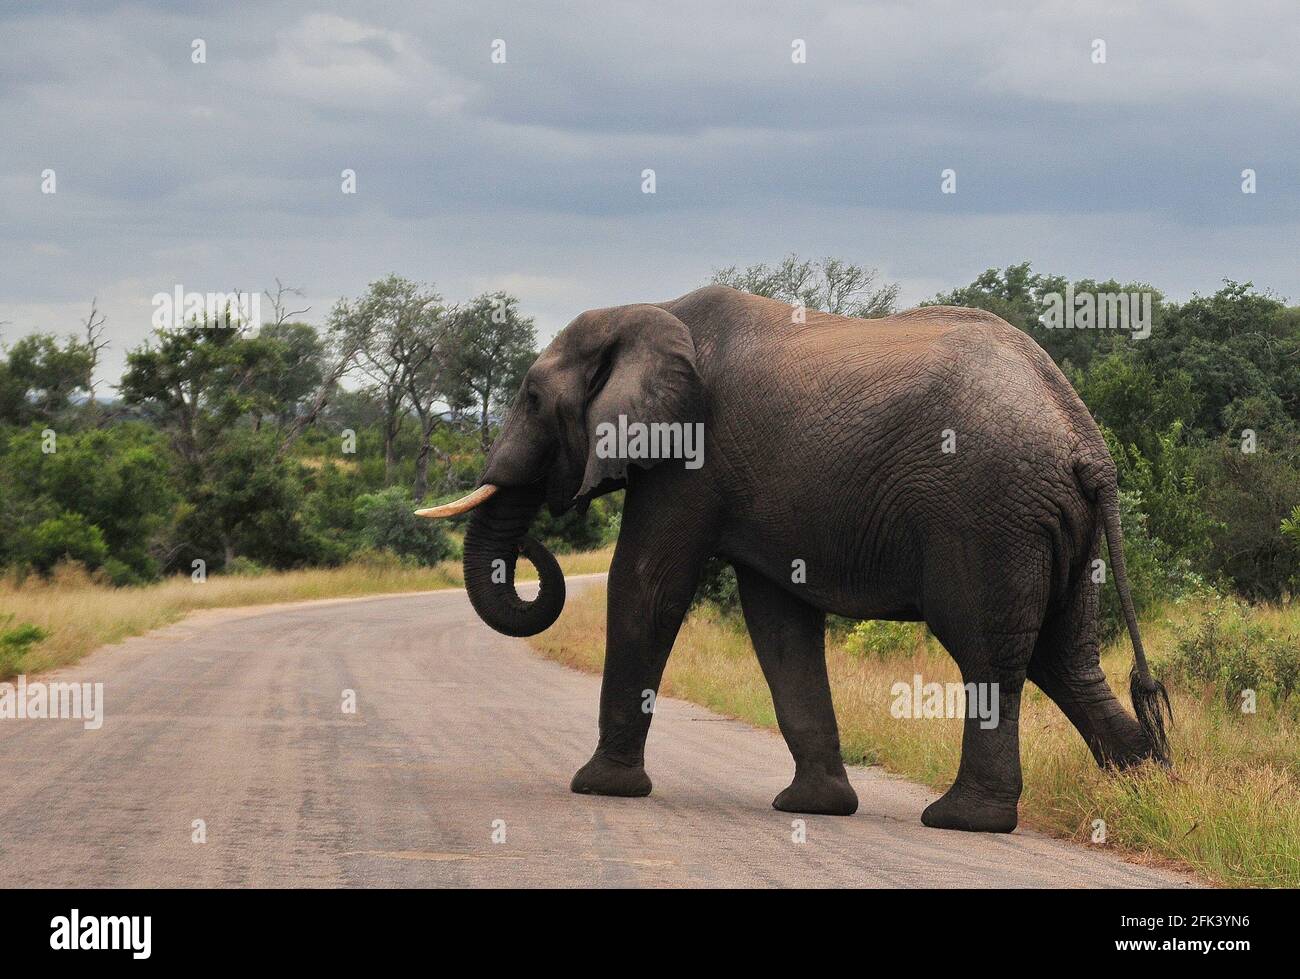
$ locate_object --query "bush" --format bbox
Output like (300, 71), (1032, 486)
(843, 619), (925, 658)
(1166, 600), (1300, 710)
(22, 512), (109, 575)
(349, 546), (421, 571)
(0, 613), (48, 677)
(692, 558), (739, 613)
(1195, 441), (1300, 601)
(530, 491), (624, 554)
(354, 487), (452, 566)
(1098, 489), (1207, 641)
(98, 557), (144, 587)
(221, 556), (269, 577)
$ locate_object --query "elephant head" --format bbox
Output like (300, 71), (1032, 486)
(417, 303), (705, 637)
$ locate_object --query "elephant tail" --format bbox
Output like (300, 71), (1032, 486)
(1095, 476), (1172, 765)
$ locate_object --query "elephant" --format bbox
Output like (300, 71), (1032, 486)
(418, 285), (1171, 833)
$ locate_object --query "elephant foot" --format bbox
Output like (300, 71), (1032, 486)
(773, 771), (858, 816)
(570, 753), (652, 798)
(921, 783), (1018, 833)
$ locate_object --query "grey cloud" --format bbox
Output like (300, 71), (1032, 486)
(1, 0), (1296, 388)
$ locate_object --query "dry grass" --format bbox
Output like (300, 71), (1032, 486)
(530, 586), (1300, 888)
(0, 548), (613, 677)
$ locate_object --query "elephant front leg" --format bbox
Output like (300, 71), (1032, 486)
(570, 503), (710, 799)
(735, 566), (857, 816)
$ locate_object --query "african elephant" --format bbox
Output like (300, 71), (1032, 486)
(419, 285), (1171, 833)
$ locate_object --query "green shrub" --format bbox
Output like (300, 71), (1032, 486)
(0, 613), (48, 677)
(1166, 600), (1300, 710)
(843, 619), (924, 658)
(98, 557), (144, 587)
(22, 512), (109, 575)
(222, 556), (269, 577)
(1195, 442), (1300, 601)
(1098, 489), (1207, 641)
(692, 558), (739, 613)
(1267, 635), (1300, 703)
(349, 546), (421, 571)
(354, 487), (452, 566)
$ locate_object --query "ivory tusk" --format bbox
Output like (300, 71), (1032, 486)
(414, 484), (499, 519)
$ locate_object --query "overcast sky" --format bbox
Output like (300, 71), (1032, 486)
(2, 0), (1298, 386)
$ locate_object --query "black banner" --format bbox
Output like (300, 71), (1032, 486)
(3, 887), (1285, 965)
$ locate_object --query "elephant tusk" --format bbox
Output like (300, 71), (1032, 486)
(414, 484), (499, 519)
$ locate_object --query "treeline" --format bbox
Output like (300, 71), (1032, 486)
(929, 264), (1300, 611)
(3, 260), (1299, 614)
(0, 276), (618, 584)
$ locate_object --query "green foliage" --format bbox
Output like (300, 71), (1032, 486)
(354, 487), (453, 566)
(2, 423), (175, 579)
(531, 492), (623, 553)
(221, 556), (269, 577)
(925, 263), (1157, 372)
(0, 614), (49, 677)
(1101, 422), (1217, 564)
(443, 291), (538, 449)
(0, 333), (93, 424)
(1097, 489), (1206, 642)
(1, 264), (1296, 613)
(1166, 601), (1300, 710)
(1280, 505), (1300, 551)
(843, 619), (923, 658)
(692, 558), (740, 612)
(20, 512), (109, 574)
(1193, 442), (1300, 601)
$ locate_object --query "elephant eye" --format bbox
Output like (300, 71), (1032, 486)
(525, 389), (541, 414)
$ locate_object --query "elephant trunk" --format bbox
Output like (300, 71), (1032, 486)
(461, 483), (566, 637)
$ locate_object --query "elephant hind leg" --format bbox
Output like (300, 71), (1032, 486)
(735, 565), (858, 816)
(918, 626), (1036, 834)
(918, 540), (1050, 833)
(1027, 582), (1152, 769)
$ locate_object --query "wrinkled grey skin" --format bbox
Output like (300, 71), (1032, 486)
(462, 285), (1169, 833)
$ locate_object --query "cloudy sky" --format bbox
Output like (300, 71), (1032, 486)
(2, 0), (1298, 385)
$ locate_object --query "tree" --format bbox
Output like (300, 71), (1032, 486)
(712, 254), (898, 318)
(120, 320), (321, 568)
(355, 487), (452, 565)
(274, 312), (367, 459)
(263, 278), (311, 329)
(120, 323), (259, 468)
(925, 263), (1160, 372)
(2, 422), (176, 579)
(444, 292), (537, 451)
(0, 333), (93, 424)
(336, 276), (446, 486)
(237, 321), (326, 432)
(82, 299), (109, 407)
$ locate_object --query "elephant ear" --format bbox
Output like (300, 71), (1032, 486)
(577, 305), (705, 500)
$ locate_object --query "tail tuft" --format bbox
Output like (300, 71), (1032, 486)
(1130, 667), (1172, 766)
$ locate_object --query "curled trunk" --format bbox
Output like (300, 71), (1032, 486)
(462, 484), (566, 637)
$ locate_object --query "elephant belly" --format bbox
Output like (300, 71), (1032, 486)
(717, 518), (926, 622)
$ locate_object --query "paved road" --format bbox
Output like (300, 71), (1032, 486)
(0, 577), (1197, 888)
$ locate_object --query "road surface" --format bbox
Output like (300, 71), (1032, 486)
(0, 577), (1198, 887)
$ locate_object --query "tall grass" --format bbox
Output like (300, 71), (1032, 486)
(530, 587), (1300, 887)
(0, 548), (613, 678)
